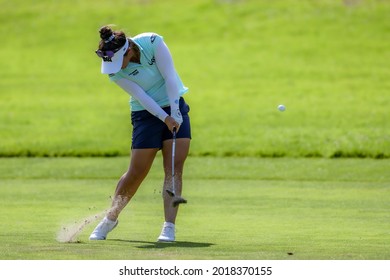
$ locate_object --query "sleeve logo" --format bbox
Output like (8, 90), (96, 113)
(151, 34), (156, 43)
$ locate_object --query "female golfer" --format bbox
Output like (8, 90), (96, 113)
(89, 26), (191, 242)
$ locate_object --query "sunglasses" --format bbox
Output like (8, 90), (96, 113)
(95, 49), (115, 59)
(95, 44), (130, 59)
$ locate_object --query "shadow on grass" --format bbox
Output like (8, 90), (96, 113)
(110, 239), (215, 249)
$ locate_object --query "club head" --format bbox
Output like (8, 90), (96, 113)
(172, 197), (187, 208)
(166, 189), (175, 197)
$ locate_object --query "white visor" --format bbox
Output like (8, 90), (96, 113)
(101, 40), (129, 74)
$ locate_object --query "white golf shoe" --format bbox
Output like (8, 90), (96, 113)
(89, 217), (118, 240)
(157, 222), (175, 242)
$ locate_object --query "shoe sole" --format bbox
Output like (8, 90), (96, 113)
(157, 238), (175, 242)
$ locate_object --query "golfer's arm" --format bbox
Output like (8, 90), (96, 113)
(155, 41), (180, 112)
(114, 79), (169, 122)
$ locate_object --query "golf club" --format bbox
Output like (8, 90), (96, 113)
(166, 127), (187, 207)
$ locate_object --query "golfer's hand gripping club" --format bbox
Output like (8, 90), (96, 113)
(164, 116), (180, 133)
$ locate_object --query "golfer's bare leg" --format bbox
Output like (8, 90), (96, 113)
(162, 138), (190, 224)
(107, 148), (158, 221)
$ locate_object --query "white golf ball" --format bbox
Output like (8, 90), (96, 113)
(278, 104), (286, 112)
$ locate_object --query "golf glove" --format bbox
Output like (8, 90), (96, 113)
(171, 108), (183, 125)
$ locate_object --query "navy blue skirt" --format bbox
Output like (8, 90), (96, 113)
(131, 97), (191, 149)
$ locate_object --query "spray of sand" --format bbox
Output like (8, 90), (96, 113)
(56, 196), (129, 243)
(56, 211), (106, 243)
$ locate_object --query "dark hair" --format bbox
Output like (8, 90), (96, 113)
(98, 26), (127, 51)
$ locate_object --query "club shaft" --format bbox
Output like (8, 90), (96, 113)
(171, 129), (176, 194)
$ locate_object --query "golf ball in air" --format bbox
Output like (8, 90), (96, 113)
(278, 104), (286, 112)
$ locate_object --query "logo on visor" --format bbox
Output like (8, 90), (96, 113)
(102, 57), (112, 62)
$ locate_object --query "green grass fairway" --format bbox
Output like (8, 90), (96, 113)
(1, 157), (389, 260)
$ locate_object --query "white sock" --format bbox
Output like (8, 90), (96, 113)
(164, 222), (175, 228)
